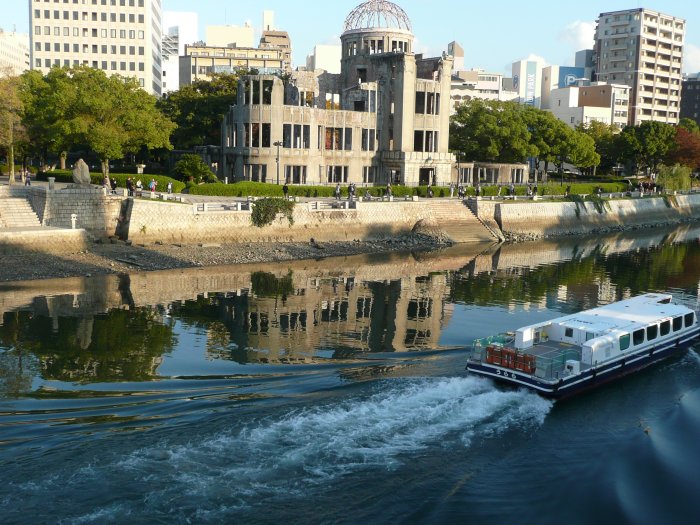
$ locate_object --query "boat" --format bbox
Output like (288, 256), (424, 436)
(466, 293), (700, 398)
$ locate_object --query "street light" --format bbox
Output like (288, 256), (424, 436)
(273, 141), (282, 185)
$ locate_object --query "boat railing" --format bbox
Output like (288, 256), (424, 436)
(533, 348), (582, 380)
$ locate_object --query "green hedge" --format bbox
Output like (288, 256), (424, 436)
(186, 181), (629, 198)
(36, 169), (186, 193)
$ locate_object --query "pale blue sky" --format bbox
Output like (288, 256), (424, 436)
(5, 1), (700, 74)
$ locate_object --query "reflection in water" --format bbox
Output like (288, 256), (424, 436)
(1, 224), (700, 392)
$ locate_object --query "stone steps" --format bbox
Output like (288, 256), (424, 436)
(417, 200), (498, 243)
(0, 197), (41, 228)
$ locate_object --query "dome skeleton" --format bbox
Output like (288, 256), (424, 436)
(343, 0), (413, 32)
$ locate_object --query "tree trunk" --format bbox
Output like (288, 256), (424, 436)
(8, 142), (15, 185)
(101, 159), (110, 177)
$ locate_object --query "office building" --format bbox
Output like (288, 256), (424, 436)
(306, 44), (342, 74)
(205, 24), (254, 48)
(0, 29), (29, 75)
(512, 57), (545, 108)
(450, 69), (518, 114)
(161, 11), (198, 93)
(221, 0), (454, 187)
(28, 0), (163, 96)
(540, 65), (585, 109)
(680, 73), (700, 126)
(180, 43), (287, 85)
(548, 82), (630, 129)
(593, 8), (684, 125)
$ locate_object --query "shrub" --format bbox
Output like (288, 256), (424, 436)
(174, 154), (216, 183)
(251, 270), (294, 297)
(251, 198), (295, 227)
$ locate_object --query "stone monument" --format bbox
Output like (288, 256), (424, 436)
(72, 159), (92, 185)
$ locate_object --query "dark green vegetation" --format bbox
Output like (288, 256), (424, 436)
(250, 198), (295, 227)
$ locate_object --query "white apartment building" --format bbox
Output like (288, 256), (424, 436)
(548, 83), (630, 129)
(205, 24), (254, 49)
(594, 8), (684, 125)
(29, 0), (163, 96)
(306, 44), (341, 74)
(450, 69), (517, 114)
(0, 29), (30, 75)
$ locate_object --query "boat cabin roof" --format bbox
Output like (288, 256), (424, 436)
(521, 293), (693, 335)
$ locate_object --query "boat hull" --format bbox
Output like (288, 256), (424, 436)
(466, 327), (700, 399)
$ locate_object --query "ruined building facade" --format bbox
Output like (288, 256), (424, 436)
(220, 0), (454, 187)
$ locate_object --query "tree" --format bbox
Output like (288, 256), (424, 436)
(450, 99), (534, 163)
(619, 121), (676, 176)
(577, 120), (622, 175)
(18, 68), (76, 170)
(667, 127), (700, 170)
(158, 72), (243, 149)
(679, 118), (700, 135)
(174, 153), (216, 183)
(657, 164), (691, 191)
(522, 107), (562, 181)
(66, 67), (175, 176)
(566, 130), (600, 175)
(0, 71), (26, 183)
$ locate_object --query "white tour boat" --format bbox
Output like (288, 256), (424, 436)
(466, 293), (700, 398)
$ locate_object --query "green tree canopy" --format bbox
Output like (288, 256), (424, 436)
(450, 99), (535, 163)
(619, 121), (677, 176)
(20, 66), (175, 176)
(158, 72), (245, 149)
(0, 71), (25, 181)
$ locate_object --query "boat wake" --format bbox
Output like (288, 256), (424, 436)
(3, 376), (552, 522)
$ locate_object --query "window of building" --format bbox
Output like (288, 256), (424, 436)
(361, 128), (376, 151)
(326, 166), (348, 183)
(284, 165), (307, 184)
(362, 166), (376, 184)
(245, 164), (267, 182)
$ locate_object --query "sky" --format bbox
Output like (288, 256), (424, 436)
(4, 0), (700, 74)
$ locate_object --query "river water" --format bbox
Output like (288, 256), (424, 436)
(2, 226), (700, 524)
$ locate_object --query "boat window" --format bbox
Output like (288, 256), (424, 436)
(660, 320), (670, 336)
(658, 297), (671, 304)
(633, 329), (645, 345)
(685, 313), (695, 327)
(646, 325), (658, 341)
(619, 334), (630, 351)
(586, 332), (595, 341)
(673, 316), (683, 332)
(565, 328), (573, 337)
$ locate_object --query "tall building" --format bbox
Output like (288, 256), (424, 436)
(161, 11), (198, 94)
(221, 0), (454, 187)
(28, 0), (163, 96)
(548, 82), (631, 129)
(540, 65), (585, 109)
(512, 57), (545, 108)
(450, 69), (518, 114)
(593, 8), (684, 126)
(0, 28), (29, 75)
(306, 44), (341, 74)
(680, 73), (700, 126)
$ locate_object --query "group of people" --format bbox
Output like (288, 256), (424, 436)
(107, 176), (171, 197)
(334, 182), (358, 200)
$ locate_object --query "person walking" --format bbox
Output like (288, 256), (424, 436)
(167, 181), (173, 194)
(449, 182), (455, 198)
(334, 183), (341, 201)
(149, 178), (157, 192)
(386, 182), (392, 198)
(427, 185), (434, 198)
(25, 172), (31, 186)
(283, 183), (289, 200)
(135, 178), (143, 194)
(126, 177), (134, 196)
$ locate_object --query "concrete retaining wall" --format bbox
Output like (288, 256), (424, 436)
(24, 185), (124, 238)
(473, 194), (700, 239)
(125, 199), (483, 245)
(0, 228), (88, 254)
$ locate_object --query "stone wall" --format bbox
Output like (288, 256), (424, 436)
(126, 198), (490, 245)
(25, 185), (125, 238)
(492, 194), (700, 238)
(0, 228), (88, 255)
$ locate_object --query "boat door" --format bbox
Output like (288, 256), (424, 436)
(534, 330), (541, 344)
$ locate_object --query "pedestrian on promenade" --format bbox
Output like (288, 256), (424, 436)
(509, 183), (515, 196)
(283, 183), (289, 200)
(135, 179), (143, 194)
(386, 182), (392, 198)
(427, 185), (434, 198)
(450, 182), (455, 198)
(335, 183), (341, 201)
(103, 174), (110, 189)
(126, 177), (134, 196)
(25, 172), (31, 186)
(149, 178), (157, 192)
(167, 181), (173, 194)
(497, 184), (502, 197)
(110, 177), (117, 193)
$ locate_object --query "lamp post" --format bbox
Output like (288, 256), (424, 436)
(273, 140), (282, 185)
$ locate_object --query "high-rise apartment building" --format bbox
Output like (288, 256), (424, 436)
(593, 8), (684, 126)
(28, 0), (163, 96)
(161, 11), (198, 94)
